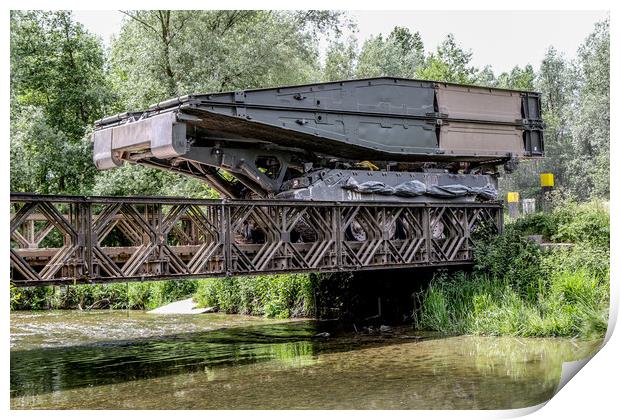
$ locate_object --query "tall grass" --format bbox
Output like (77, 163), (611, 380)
(416, 200), (610, 339)
(193, 274), (315, 318)
(10, 279), (199, 311)
(10, 274), (317, 319)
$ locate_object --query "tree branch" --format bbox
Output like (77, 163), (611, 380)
(120, 10), (159, 35)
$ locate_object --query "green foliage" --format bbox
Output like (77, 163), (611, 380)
(511, 198), (610, 247)
(503, 19), (609, 201)
(11, 285), (54, 310)
(418, 283), (450, 332)
(145, 280), (199, 310)
(109, 11), (342, 109)
(10, 10), (344, 198)
(474, 227), (544, 301)
(417, 201), (610, 338)
(10, 10), (111, 195)
(551, 200), (610, 247)
(100, 10), (342, 195)
(415, 34), (479, 84)
(91, 163), (220, 198)
(10, 280), (198, 311)
(572, 19), (610, 199)
(11, 11), (114, 142)
(355, 27), (424, 78)
(10, 107), (96, 194)
(496, 64), (536, 90)
(323, 36), (358, 81)
(194, 274), (315, 318)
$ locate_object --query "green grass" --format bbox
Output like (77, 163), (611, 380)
(10, 274), (317, 319)
(10, 279), (199, 311)
(416, 200), (610, 339)
(193, 274), (315, 318)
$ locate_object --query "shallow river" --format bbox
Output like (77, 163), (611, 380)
(10, 310), (602, 409)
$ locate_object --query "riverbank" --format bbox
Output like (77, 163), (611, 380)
(416, 199), (610, 338)
(10, 199), (609, 339)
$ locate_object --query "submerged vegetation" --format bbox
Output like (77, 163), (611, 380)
(416, 200), (610, 339)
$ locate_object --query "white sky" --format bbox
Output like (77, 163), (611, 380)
(73, 10), (609, 74)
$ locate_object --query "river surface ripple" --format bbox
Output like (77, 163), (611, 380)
(10, 310), (602, 409)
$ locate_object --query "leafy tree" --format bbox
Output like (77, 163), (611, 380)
(356, 27), (424, 78)
(10, 11), (113, 142)
(10, 107), (96, 194)
(10, 11), (112, 194)
(475, 65), (498, 87)
(92, 163), (218, 198)
(502, 19), (609, 202)
(536, 47), (581, 196)
(323, 36), (357, 81)
(99, 10), (345, 196)
(501, 48), (576, 198)
(415, 34), (478, 84)
(572, 18), (609, 198)
(496, 64), (536, 90)
(109, 10), (344, 110)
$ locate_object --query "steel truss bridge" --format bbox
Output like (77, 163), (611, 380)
(10, 193), (502, 287)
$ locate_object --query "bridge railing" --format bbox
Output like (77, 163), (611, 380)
(10, 193), (503, 286)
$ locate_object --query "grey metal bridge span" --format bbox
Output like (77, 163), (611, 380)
(10, 193), (502, 287)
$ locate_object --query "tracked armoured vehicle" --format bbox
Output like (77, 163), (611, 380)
(93, 78), (543, 201)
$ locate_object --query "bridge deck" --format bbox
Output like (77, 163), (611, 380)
(10, 194), (502, 287)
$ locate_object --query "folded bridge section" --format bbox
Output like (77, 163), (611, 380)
(10, 194), (502, 287)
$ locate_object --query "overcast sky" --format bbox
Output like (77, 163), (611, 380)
(73, 10), (608, 74)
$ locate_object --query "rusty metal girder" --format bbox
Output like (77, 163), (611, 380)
(10, 194), (503, 287)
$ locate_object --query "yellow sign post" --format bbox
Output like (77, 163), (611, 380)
(507, 192), (520, 203)
(540, 173), (554, 213)
(507, 192), (520, 218)
(540, 173), (554, 188)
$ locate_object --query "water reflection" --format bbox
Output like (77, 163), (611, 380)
(10, 310), (602, 409)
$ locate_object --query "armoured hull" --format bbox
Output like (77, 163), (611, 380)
(277, 169), (498, 202)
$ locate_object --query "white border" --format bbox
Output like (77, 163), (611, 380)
(2, 2), (617, 419)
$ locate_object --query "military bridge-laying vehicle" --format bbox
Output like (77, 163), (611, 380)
(93, 77), (543, 203)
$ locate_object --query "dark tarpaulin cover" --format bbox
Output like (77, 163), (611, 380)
(426, 184), (498, 200)
(393, 180), (427, 197)
(342, 179), (395, 195)
(343, 177), (497, 200)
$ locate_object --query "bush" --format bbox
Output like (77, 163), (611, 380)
(474, 228), (544, 301)
(11, 284), (54, 310)
(551, 200), (610, 247)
